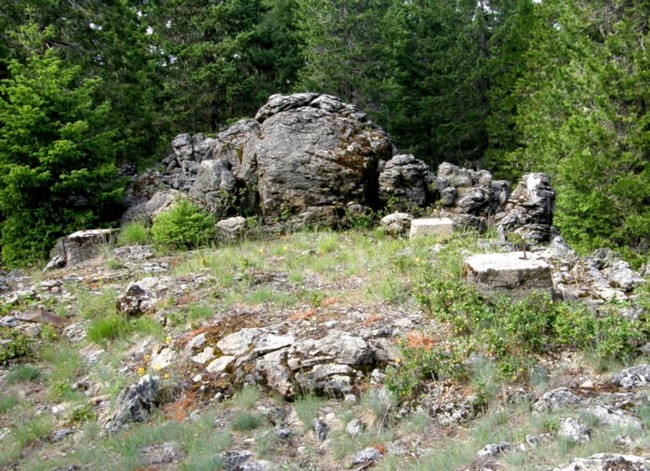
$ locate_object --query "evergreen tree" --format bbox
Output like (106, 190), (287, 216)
(295, 0), (394, 119)
(383, 0), (496, 166)
(510, 0), (650, 256)
(0, 26), (122, 265)
(146, 0), (301, 134)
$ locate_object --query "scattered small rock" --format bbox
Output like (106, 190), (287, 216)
(104, 375), (161, 433)
(558, 417), (590, 443)
(313, 418), (329, 442)
(351, 447), (382, 466)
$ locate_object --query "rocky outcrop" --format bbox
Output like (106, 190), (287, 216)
(124, 93), (392, 228)
(184, 326), (397, 399)
(122, 93), (561, 241)
(378, 154), (433, 210)
(495, 173), (556, 243)
(539, 237), (645, 303)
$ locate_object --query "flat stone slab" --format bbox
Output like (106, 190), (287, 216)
(464, 252), (553, 298)
(409, 218), (454, 240)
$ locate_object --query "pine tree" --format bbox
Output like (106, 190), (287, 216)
(511, 0), (650, 256)
(0, 26), (122, 265)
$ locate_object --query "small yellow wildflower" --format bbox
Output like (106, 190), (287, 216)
(165, 336), (172, 344)
(137, 367), (146, 376)
(163, 373), (170, 379)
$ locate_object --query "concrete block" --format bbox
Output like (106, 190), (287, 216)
(464, 252), (553, 298)
(409, 218), (455, 240)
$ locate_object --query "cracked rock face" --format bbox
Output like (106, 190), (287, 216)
(496, 172), (556, 243)
(253, 94), (392, 226)
(378, 154), (433, 210)
(104, 375), (161, 433)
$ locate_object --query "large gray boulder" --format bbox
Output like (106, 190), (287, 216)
(252, 94), (392, 226)
(44, 229), (118, 270)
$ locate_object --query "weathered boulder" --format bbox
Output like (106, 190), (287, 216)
(496, 173), (556, 242)
(188, 159), (237, 218)
(104, 375), (161, 433)
(378, 154), (433, 210)
(379, 212), (413, 236)
(428, 162), (512, 233)
(252, 94), (392, 226)
(558, 417), (591, 443)
(216, 216), (247, 240)
(464, 252), (554, 299)
(409, 218), (455, 240)
(533, 387), (581, 413)
(45, 229), (117, 270)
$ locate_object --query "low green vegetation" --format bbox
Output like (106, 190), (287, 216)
(117, 221), (151, 246)
(294, 394), (324, 432)
(151, 199), (217, 251)
(1, 228), (649, 470)
(6, 364), (41, 384)
(87, 313), (132, 344)
(384, 237), (650, 401)
(0, 327), (33, 364)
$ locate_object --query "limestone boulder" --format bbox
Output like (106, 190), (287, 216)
(464, 252), (554, 299)
(379, 212), (413, 236)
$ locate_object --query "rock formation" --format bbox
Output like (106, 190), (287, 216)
(124, 93), (392, 228)
(120, 93), (562, 245)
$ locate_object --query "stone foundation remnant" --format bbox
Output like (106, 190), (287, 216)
(464, 252), (554, 299)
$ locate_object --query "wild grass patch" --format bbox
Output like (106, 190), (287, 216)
(6, 364), (41, 384)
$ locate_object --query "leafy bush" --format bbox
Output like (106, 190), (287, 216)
(0, 327), (33, 364)
(151, 199), (216, 251)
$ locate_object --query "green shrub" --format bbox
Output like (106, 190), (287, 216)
(0, 327), (33, 364)
(385, 337), (469, 400)
(151, 199), (216, 251)
(117, 221), (151, 246)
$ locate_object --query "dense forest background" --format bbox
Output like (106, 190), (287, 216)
(0, 0), (648, 266)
